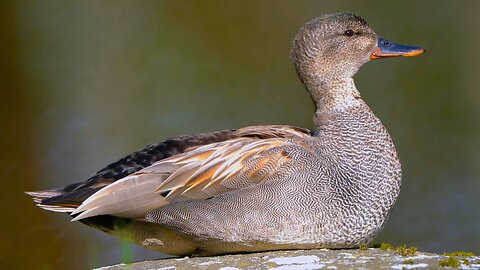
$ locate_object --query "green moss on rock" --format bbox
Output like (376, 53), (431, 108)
(379, 243), (395, 251)
(376, 243), (417, 256)
(439, 257), (460, 268)
(397, 245), (418, 256)
(443, 251), (475, 257)
(358, 245), (369, 250)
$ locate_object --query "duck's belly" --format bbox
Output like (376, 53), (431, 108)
(142, 168), (397, 255)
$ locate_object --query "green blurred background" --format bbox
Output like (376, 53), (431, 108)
(1, 0), (479, 269)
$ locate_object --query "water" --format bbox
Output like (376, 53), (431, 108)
(1, 1), (479, 269)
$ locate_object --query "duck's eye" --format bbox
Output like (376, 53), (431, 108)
(344, 30), (355, 37)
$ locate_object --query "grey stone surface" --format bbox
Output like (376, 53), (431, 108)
(96, 249), (480, 270)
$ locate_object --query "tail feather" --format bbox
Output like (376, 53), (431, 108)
(40, 188), (98, 207)
(25, 189), (78, 213)
(37, 204), (77, 213)
(25, 190), (62, 203)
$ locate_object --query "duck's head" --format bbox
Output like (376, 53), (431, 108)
(291, 12), (424, 83)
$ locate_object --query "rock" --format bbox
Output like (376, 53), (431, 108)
(96, 248), (480, 270)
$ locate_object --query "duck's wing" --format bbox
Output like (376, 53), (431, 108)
(27, 125), (311, 217)
(67, 125), (311, 221)
(29, 129), (242, 211)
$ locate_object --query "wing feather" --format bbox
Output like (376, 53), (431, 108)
(70, 126), (310, 220)
(157, 163), (199, 192)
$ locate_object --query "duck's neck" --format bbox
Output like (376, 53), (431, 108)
(305, 77), (364, 128)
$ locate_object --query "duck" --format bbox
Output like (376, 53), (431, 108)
(27, 12), (424, 256)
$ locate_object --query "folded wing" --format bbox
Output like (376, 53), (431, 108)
(70, 125), (310, 221)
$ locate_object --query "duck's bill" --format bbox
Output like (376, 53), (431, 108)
(371, 38), (425, 60)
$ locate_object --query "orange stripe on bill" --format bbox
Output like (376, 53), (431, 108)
(371, 37), (425, 60)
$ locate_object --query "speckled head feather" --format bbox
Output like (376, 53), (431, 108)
(291, 12), (377, 82)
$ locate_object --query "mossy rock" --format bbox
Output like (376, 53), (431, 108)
(97, 248), (480, 270)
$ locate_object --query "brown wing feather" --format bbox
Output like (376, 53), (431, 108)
(30, 125), (311, 220)
(33, 130), (243, 209)
(161, 139), (284, 199)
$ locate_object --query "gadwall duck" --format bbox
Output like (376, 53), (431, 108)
(27, 12), (424, 256)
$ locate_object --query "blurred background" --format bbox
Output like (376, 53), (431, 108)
(1, 0), (479, 269)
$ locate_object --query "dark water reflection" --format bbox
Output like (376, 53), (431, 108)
(1, 1), (479, 269)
